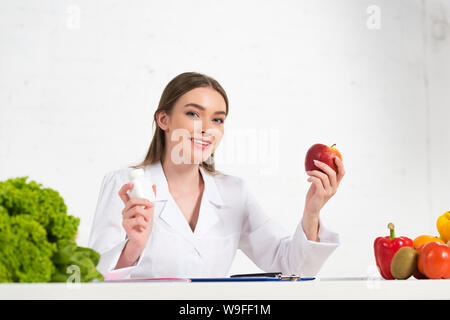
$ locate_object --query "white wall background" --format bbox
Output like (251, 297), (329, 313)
(1, 0), (449, 278)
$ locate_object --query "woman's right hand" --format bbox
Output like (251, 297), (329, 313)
(118, 183), (157, 251)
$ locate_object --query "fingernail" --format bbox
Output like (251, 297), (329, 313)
(313, 160), (319, 164)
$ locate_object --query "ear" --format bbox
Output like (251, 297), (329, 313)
(156, 110), (169, 131)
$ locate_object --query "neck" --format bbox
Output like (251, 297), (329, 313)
(161, 151), (202, 195)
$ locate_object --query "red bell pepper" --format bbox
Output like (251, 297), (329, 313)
(374, 223), (413, 280)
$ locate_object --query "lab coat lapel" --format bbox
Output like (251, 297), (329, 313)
(144, 160), (195, 242)
(193, 166), (225, 238)
(144, 161), (169, 225)
(143, 161), (226, 241)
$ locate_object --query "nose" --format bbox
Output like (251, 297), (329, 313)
(193, 118), (209, 134)
(201, 129), (211, 139)
(201, 120), (213, 135)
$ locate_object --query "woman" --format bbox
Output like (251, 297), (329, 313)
(88, 72), (345, 279)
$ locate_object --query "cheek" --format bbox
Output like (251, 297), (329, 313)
(202, 125), (223, 143)
(167, 116), (195, 143)
(212, 129), (224, 147)
(173, 116), (194, 131)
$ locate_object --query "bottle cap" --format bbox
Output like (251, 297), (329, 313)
(129, 168), (145, 180)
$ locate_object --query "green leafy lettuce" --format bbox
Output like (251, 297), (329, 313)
(0, 176), (103, 283)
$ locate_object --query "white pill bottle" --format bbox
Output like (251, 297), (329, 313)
(127, 168), (156, 202)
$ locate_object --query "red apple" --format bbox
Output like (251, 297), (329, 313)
(305, 143), (343, 173)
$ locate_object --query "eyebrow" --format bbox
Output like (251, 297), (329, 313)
(184, 103), (227, 116)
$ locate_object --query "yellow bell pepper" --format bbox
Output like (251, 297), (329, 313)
(436, 211), (450, 243)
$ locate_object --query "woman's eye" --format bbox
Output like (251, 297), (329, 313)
(186, 111), (198, 117)
(214, 118), (224, 124)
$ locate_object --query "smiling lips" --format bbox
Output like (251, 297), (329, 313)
(190, 137), (212, 150)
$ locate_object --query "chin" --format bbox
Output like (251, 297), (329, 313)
(191, 154), (212, 164)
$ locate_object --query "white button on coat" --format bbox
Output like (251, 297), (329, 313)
(88, 160), (340, 280)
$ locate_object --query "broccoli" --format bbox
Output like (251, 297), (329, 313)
(0, 176), (103, 283)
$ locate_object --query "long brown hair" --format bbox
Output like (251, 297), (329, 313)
(130, 72), (229, 175)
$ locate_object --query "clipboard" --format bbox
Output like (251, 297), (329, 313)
(104, 273), (315, 282)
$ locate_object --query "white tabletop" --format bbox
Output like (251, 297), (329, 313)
(1, 277), (449, 300)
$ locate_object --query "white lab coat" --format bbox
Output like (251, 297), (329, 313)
(88, 160), (340, 280)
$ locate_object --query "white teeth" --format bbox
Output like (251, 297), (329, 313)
(191, 138), (210, 145)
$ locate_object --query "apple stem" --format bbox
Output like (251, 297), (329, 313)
(388, 223), (395, 240)
(330, 144), (336, 148)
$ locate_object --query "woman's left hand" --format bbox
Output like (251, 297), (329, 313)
(305, 157), (345, 216)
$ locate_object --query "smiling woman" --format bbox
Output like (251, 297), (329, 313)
(88, 71), (343, 279)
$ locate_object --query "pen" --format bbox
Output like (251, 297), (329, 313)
(230, 272), (282, 278)
(230, 273), (313, 281)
